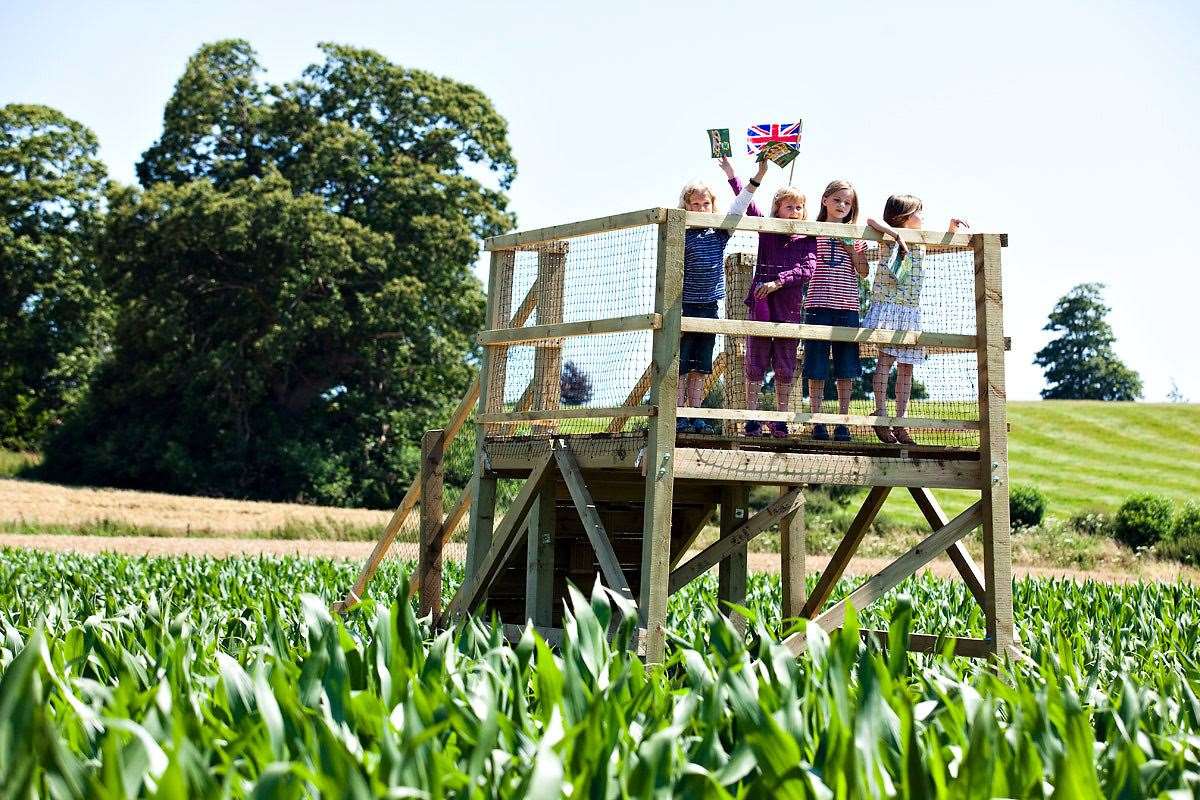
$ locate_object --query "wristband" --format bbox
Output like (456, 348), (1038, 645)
(748, 178), (761, 188)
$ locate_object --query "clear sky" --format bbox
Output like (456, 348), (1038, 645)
(3, 0), (1197, 401)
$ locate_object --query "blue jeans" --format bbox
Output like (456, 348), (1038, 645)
(802, 308), (860, 380)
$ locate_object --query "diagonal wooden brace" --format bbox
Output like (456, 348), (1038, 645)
(800, 486), (891, 619)
(909, 487), (986, 608)
(553, 440), (634, 601)
(445, 453), (555, 619)
(784, 500), (983, 656)
(669, 487), (804, 594)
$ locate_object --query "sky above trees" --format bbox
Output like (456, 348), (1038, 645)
(2, 0), (1197, 400)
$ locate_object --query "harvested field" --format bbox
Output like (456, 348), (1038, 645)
(0, 477), (394, 535)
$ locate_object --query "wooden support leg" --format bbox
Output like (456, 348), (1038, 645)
(639, 209), (685, 663)
(526, 475), (556, 627)
(784, 501), (984, 656)
(801, 486), (891, 619)
(718, 486), (750, 633)
(779, 486), (806, 620)
(447, 453), (555, 619)
(909, 487), (986, 608)
(974, 232), (1015, 656)
(418, 429), (445, 619)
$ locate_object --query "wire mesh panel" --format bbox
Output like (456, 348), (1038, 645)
(484, 224), (660, 440)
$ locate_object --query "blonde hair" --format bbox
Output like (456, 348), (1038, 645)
(678, 182), (719, 213)
(816, 179), (859, 223)
(882, 194), (923, 227)
(771, 187), (807, 219)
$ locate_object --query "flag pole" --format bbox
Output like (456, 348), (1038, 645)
(788, 158), (796, 185)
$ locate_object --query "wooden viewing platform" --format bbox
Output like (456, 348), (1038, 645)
(336, 207), (1015, 665)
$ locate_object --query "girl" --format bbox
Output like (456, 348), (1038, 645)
(803, 180), (875, 442)
(676, 179), (733, 434)
(718, 156), (816, 437)
(864, 195), (967, 444)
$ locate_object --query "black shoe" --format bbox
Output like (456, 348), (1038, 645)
(833, 424), (851, 442)
(811, 423), (829, 441)
(746, 420), (763, 436)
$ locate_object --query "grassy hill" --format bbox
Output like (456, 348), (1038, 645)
(881, 401), (1200, 528)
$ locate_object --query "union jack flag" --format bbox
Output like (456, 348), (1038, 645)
(745, 121), (802, 154)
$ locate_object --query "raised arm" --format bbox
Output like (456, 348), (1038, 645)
(948, 217), (970, 233)
(867, 217), (908, 257)
(720, 157), (767, 217)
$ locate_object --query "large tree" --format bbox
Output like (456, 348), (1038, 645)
(1034, 283), (1142, 400)
(42, 41), (515, 506)
(0, 104), (110, 449)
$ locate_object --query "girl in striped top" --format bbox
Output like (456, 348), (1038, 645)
(804, 180), (871, 442)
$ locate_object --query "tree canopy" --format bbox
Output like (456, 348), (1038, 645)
(41, 41), (515, 506)
(1034, 283), (1142, 401)
(0, 104), (111, 449)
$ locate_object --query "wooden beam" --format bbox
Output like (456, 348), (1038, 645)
(718, 486), (750, 632)
(639, 208), (685, 664)
(680, 317), (993, 352)
(683, 211), (982, 247)
(466, 249), (515, 577)
(687, 406), (981, 432)
(525, 474), (556, 627)
(669, 487), (804, 593)
(484, 208), (667, 250)
(858, 629), (991, 659)
(801, 487), (891, 618)
(974, 232), (1015, 654)
(447, 453), (555, 619)
(909, 487), (986, 609)
(480, 405), (655, 423)
(779, 486), (806, 619)
(418, 429), (445, 619)
(334, 376), (480, 612)
(554, 442), (633, 601)
(478, 313), (662, 347)
(785, 501), (984, 655)
(485, 441), (642, 474)
(672, 448), (982, 490)
(532, 244), (566, 432)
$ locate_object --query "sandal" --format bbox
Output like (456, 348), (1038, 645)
(892, 427), (916, 445)
(873, 425), (898, 444)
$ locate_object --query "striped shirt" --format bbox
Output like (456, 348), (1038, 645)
(683, 227), (731, 303)
(806, 236), (867, 311)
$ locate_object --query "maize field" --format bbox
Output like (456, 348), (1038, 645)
(3, 547), (1200, 798)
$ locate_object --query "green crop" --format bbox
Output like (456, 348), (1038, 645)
(3, 548), (1200, 797)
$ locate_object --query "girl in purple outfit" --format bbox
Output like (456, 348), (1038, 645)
(718, 156), (816, 437)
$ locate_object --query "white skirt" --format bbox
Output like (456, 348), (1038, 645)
(863, 301), (926, 364)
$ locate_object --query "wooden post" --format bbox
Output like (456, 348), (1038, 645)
(526, 475), (557, 627)
(418, 429), (445, 618)
(718, 485), (749, 633)
(639, 208), (685, 662)
(532, 242), (567, 430)
(466, 249), (514, 579)
(779, 486), (806, 619)
(973, 233), (1015, 655)
(723, 253), (753, 437)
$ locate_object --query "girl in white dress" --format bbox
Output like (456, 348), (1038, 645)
(864, 195), (967, 444)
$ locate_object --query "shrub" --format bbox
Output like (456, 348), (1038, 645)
(1156, 535), (1200, 567)
(560, 361), (593, 406)
(1113, 493), (1174, 550)
(1173, 501), (1200, 541)
(1069, 509), (1112, 537)
(1009, 484), (1047, 529)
